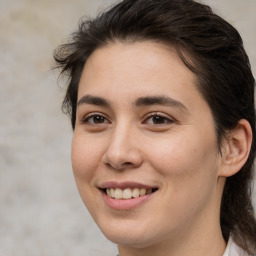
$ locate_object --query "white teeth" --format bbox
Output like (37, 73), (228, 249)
(105, 187), (155, 199)
(132, 188), (140, 198)
(114, 188), (123, 199)
(110, 188), (115, 198)
(140, 188), (146, 196)
(123, 188), (132, 199)
(106, 188), (111, 197)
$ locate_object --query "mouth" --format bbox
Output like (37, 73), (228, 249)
(100, 187), (158, 200)
(98, 182), (159, 210)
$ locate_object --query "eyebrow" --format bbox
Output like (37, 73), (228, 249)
(77, 95), (110, 107)
(135, 96), (188, 112)
(77, 94), (188, 113)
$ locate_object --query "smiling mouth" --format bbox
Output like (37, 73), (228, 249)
(101, 187), (158, 200)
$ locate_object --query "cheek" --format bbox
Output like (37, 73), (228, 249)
(71, 134), (101, 181)
(71, 134), (104, 215)
(146, 129), (219, 182)
(146, 134), (220, 225)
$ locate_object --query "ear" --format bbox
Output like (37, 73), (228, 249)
(218, 119), (252, 178)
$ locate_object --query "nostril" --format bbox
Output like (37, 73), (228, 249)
(123, 162), (133, 166)
(104, 161), (134, 170)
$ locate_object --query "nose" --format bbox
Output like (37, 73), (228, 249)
(102, 124), (143, 170)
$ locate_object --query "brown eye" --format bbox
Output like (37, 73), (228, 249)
(83, 114), (109, 124)
(92, 115), (106, 124)
(152, 115), (167, 124)
(145, 114), (174, 125)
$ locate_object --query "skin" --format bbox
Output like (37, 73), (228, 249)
(71, 41), (251, 256)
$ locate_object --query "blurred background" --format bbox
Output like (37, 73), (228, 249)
(0, 0), (255, 255)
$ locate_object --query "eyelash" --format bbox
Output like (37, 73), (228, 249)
(81, 113), (110, 125)
(143, 113), (174, 125)
(81, 112), (174, 126)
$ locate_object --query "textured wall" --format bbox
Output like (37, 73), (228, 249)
(0, 0), (255, 255)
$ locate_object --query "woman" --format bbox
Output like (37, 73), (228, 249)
(54, 0), (256, 255)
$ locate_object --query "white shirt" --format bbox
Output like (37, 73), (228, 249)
(223, 236), (250, 256)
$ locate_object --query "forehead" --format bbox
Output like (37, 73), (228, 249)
(78, 41), (198, 97)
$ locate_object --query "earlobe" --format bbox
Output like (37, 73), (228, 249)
(218, 119), (252, 177)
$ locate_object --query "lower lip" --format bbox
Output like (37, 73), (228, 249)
(101, 191), (154, 211)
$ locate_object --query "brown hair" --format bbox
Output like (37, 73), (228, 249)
(54, 0), (256, 253)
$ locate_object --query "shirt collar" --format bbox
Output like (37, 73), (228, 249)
(223, 236), (249, 256)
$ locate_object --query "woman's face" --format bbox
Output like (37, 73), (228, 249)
(72, 41), (224, 248)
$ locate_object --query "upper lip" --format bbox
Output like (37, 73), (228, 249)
(98, 181), (158, 190)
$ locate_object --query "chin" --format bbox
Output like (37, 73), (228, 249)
(97, 220), (162, 249)
(105, 233), (155, 249)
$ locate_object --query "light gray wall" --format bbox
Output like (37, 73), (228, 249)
(0, 1), (255, 255)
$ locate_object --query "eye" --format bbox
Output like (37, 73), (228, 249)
(82, 114), (109, 125)
(144, 113), (174, 125)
